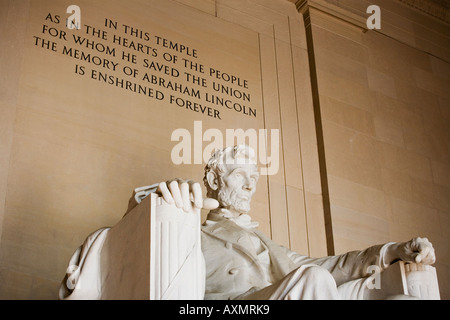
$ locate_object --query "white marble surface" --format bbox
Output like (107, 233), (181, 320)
(60, 193), (205, 300)
(60, 145), (439, 300)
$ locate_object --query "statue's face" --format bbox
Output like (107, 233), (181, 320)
(217, 162), (259, 215)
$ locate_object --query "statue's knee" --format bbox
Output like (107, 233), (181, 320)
(302, 266), (336, 286)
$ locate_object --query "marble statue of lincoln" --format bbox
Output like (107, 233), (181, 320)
(154, 145), (436, 300)
(59, 144), (437, 300)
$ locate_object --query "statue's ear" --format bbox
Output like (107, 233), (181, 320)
(206, 171), (219, 191)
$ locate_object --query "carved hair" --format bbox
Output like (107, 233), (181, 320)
(203, 145), (256, 197)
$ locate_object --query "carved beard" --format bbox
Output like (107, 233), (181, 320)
(217, 187), (251, 214)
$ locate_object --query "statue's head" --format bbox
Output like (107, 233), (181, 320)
(203, 145), (259, 215)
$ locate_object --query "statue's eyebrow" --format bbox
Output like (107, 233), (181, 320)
(228, 167), (259, 178)
(228, 167), (244, 175)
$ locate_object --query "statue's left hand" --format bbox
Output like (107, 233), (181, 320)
(387, 237), (436, 265)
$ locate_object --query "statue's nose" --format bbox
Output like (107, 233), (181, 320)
(243, 179), (254, 192)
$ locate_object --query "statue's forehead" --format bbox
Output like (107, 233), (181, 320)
(223, 161), (259, 175)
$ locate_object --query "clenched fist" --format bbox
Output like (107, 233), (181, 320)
(385, 237), (436, 265)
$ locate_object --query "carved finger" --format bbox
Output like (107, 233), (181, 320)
(168, 180), (183, 208)
(180, 182), (192, 212)
(191, 182), (203, 209)
(203, 198), (219, 210)
(422, 246), (436, 265)
(158, 182), (174, 205)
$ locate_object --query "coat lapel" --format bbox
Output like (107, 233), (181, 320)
(202, 216), (300, 281)
(254, 230), (299, 278)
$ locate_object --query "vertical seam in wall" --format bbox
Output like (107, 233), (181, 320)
(272, 22), (291, 248)
(257, 31), (273, 240)
(302, 8), (335, 256)
(0, 0), (14, 255)
(287, 14), (311, 255)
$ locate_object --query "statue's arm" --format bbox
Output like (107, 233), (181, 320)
(282, 237), (435, 286)
(307, 243), (393, 285)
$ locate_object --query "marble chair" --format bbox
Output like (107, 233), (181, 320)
(365, 260), (440, 300)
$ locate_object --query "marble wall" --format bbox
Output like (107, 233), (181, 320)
(301, 0), (449, 299)
(0, 0), (448, 299)
(0, 0), (325, 299)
